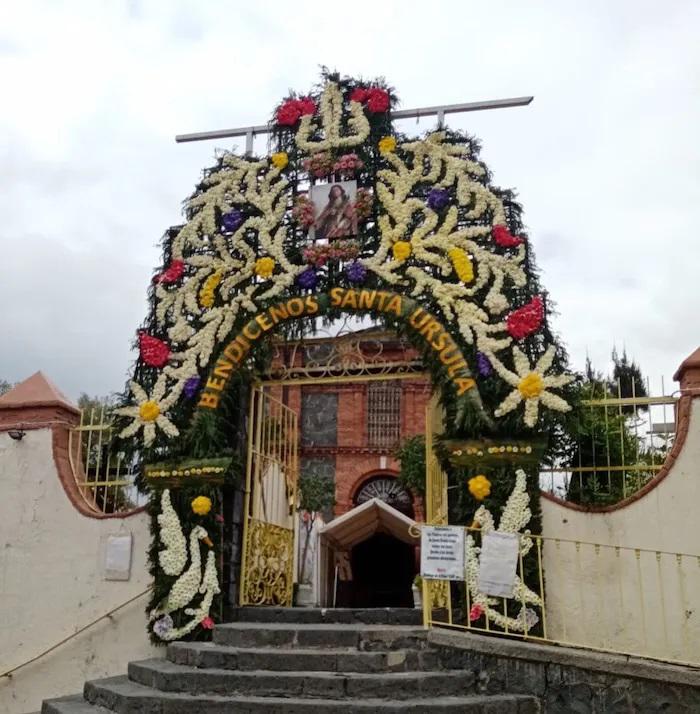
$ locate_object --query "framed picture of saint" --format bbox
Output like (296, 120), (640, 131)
(309, 181), (358, 241)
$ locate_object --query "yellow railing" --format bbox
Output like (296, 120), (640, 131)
(422, 526), (700, 667)
(540, 379), (678, 505)
(68, 406), (145, 515)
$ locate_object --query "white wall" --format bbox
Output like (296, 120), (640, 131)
(0, 428), (158, 714)
(542, 398), (700, 664)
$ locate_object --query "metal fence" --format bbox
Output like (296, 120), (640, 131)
(423, 527), (700, 667)
(540, 377), (678, 505)
(67, 406), (145, 515)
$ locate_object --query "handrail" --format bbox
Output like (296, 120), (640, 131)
(0, 587), (152, 680)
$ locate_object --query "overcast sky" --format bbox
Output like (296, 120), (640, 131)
(1, 0), (698, 401)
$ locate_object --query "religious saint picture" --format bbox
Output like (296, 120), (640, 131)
(310, 181), (358, 241)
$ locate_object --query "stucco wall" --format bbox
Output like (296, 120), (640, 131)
(541, 397), (700, 664)
(0, 428), (157, 714)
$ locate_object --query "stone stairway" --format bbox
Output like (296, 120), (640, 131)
(42, 608), (541, 713)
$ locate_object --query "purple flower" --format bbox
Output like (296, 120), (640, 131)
(183, 376), (201, 399)
(153, 615), (173, 638)
(427, 188), (450, 211)
(345, 260), (367, 284)
(297, 267), (319, 289)
(476, 352), (492, 377)
(221, 209), (244, 233)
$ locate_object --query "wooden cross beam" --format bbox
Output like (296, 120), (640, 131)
(175, 96), (533, 154)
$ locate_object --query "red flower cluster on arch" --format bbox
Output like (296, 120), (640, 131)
(350, 86), (390, 113)
(276, 96), (317, 126)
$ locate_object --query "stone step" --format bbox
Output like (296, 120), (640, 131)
(82, 676), (540, 713)
(233, 606), (422, 625)
(41, 695), (111, 714)
(212, 622), (427, 649)
(128, 657), (474, 699)
(168, 641), (430, 672)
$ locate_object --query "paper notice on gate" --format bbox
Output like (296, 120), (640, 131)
(477, 531), (519, 597)
(420, 525), (465, 581)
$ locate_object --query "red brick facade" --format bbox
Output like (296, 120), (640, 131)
(276, 332), (431, 521)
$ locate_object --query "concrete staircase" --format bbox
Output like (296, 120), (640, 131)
(41, 608), (540, 713)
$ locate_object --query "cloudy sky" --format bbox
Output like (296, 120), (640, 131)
(1, 0), (698, 400)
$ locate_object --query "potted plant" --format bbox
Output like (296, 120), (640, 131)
(412, 575), (423, 608)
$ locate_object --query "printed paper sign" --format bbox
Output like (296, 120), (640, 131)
(477, 531), (519, 597)
(420, 525), (465, 581)
(104, 534), (133, 581)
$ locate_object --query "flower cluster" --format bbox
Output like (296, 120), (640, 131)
(353, 188), (373, 220)
(154, 260), (185, 284)
(333, 153), (364, 178)
(276, 96), (316, 126)
(493, 224), (524, 248)
(139, 333), (170, 368)
(378, 136), (396, 154)
(506, 296), (544, 339)
(350, 86), (391, 113)
(448, 248), (474, 284)
(427, 188), (450, 211)
(302, 151), (335, 178)
(468, 475), (491, 501)
(292, 195), (315, 228)
(297, 267), (319, 289)
(302, 240), (359, 267)
(255, 256), (276, 279)
(392, 240), (411, 261)
(191, 495), (212, 515)
(345, 260), (367, 284)
(198, 271), (221, 308)
(271, 152), (288, 170)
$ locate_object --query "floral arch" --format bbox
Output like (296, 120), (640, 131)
(116, 71), (577, 642)
(116, 72), (572, 449)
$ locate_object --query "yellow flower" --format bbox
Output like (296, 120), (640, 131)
(191, 496), (212, 516)
(255, 257), (276, 279)
(271, 152), (288, 169)
(468, 475), (491, 501)
(448, 248), (474, 283)
(392, 240), (411, 261)
(518, 372), (545, 399)
(139, 401), (160, 422)
(199, 271), (222, 308)
(378, 136), (397, 154)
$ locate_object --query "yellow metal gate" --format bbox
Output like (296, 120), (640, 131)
(422, 392), (453, 623)
(239, 385), (299, 606)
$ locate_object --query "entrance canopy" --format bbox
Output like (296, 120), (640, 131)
(319, 498), (416, 550)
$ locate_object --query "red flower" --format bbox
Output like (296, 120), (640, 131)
(297, 97), (316, 116)
(492, 224), (525, 248)
(469, 604), (484, 622)
(506, 296), (544, 340)
(366, 88), (390, 113)
(200, 616), (215, 630)
(153, 260), (185, 284)
(139, 332), (170, 368)
(276, 100), (302, 126)
(350, 87), (369, 103)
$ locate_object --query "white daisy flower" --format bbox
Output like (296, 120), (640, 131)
(114, 375), (180, 445)
(489, 345), (573, 427)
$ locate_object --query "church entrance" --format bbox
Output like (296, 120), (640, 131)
(350, 532), (415, 607)
(318, 497), (418, 607)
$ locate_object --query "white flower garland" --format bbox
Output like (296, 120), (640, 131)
(150, 488), (220, 641)
(156, 489), (187, 576)
(466, 469), (542, 632)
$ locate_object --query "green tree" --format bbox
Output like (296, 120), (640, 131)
(0, 380), (14, 396)
(297, 470), (335, 584)
(394, 435), (426, 497)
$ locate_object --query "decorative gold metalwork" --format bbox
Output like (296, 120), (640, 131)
(241, 519), (294, 606)
(240, 385), (299, 607)
(263, 325), (424, 385)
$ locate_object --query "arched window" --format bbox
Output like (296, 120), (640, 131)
(354, 475), (413, 517)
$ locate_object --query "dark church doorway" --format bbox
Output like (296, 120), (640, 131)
(349, 532), (416, 607)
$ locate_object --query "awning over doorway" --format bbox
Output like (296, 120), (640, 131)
(319, 498), (416, 550)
